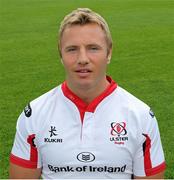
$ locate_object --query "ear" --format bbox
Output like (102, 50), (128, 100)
(60, 58), (64, 65)
(107, 55), (111, 64)
(107, 48), (112, 64)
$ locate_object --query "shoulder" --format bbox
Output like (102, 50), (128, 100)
(30, 85), (62, 112)
(115, 86), (156, 128)
(115, 86), (150, 111)
(17, 85), (62, 131)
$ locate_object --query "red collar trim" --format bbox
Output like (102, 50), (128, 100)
(61, 76), (117, 123)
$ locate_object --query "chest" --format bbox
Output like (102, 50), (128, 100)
(37, 104), (139, 169)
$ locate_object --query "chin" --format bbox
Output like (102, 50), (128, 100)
(76, 80), (94, 89)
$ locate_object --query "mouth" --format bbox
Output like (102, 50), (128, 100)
(75, 69), (92, 77)
(75, 69), (92, 73)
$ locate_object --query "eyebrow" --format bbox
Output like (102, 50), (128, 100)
(86, 44), (102, 48)
(64, 45), (78, 50)
(65, 43), (102, 49)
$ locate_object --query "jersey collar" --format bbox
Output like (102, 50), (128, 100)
(61, 76), (117, 123)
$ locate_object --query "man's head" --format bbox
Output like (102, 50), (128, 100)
(58, 8), (112, 57)
(58, 8), (113, 92)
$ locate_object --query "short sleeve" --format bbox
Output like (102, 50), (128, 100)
(133, 108), (166, 176)
(10, 104), (42, 169)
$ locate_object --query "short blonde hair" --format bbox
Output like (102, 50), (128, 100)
(58, 8), (112, 57)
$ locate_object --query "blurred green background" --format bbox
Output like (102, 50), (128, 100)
(0, 0), (174, 178)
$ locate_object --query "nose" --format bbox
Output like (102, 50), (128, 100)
(77, 48), (89, 65)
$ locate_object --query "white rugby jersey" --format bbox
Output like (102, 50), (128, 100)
(10, 76), (166, 179)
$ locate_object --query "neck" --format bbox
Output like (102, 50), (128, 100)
(66, 77), (110, 104)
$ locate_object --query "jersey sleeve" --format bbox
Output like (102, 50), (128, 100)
(10, 104), (42, 169)
(133, 108), (166, 177)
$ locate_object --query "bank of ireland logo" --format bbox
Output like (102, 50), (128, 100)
(110, 122), (128, 145)
(77, 152), (95, 163)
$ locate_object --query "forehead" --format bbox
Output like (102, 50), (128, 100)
(61, 23), (107, 46)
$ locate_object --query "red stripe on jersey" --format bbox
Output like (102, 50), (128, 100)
(142, 134), (152, 175)
(10, 153), (37, 169)
(142, 134), (166, 176)
(145, 162), (166, 176)
(10, 134), (38, 168)
(27, 134), (38, 163)
(62, 76), (117, 123)
(86, 76), (117, 112)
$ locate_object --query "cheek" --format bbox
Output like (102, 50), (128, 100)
(92, 55), (108, 67)
(98, 58), (108, 71)
(61, 55), (74, 67)
(89, 52), (107, 62)
(61, 60), (71, 71)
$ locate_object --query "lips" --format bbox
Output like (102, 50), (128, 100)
(75, 69), (92, 73)
(75, 69), (92, 77)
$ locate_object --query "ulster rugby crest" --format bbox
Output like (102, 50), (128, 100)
(110, 122), (128, 145)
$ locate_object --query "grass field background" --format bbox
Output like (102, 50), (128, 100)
(0, 0), (174, 178)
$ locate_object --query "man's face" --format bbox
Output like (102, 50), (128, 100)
(60, 23), (112, 90)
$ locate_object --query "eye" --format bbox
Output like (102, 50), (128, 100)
(66, 48), (76, 52)
(89, 46), (100, 51)
(65, 46), (78, 53)
(91, 47), (98, 50)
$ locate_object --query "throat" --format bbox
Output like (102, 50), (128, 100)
(69, 79), (110, 104)
(62, 76), (117, 122)
(78, 92), (95, 105)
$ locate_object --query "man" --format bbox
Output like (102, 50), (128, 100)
(9, 8), (166, 179)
